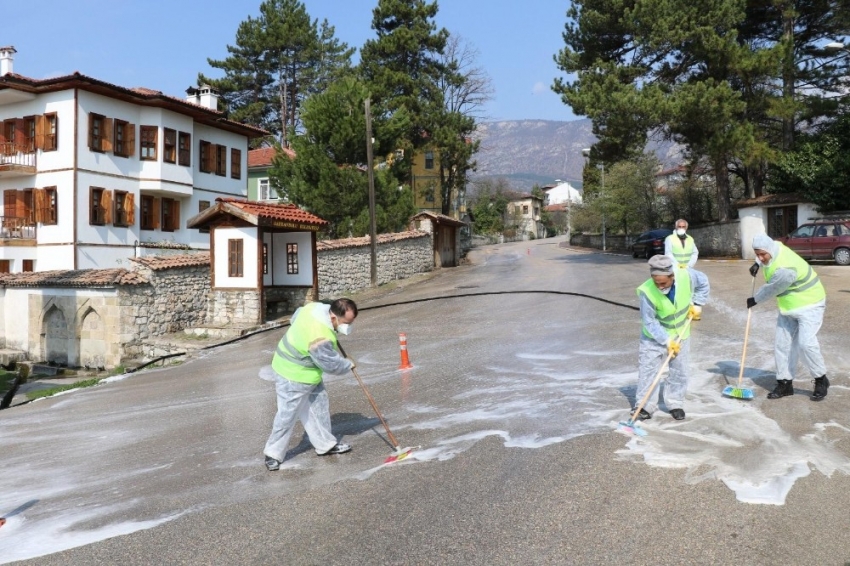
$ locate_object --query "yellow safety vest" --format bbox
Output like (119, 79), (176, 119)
(763, 243), (825, 313)
(271, 302), (339, 385)
(667, 234), (696, 265)
(637, 268), (692, 341)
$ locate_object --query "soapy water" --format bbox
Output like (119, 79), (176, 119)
(1, 298), (848, 561)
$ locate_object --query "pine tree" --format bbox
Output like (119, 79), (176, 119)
(200, 0), (354, 147)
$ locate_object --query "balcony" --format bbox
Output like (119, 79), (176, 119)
(0, 216), (37, 242)
(0, 144), (37, 178)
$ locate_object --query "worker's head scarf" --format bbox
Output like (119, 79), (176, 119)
(752, 233), (779, 263)
(648, 254), (674, 276)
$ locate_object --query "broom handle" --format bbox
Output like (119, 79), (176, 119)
(736, 308), (753, 388)
(737, 276), (757, 388)
(629, 316), (693, 423)
(337, 342), (401, 449)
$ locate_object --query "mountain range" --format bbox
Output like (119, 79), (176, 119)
(470, 119), (683, 191)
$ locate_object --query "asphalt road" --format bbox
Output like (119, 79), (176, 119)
(2, 237), (850, 565)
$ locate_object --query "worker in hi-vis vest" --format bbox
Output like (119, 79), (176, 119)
(261, 298), (357, 471)
(634, 254), (710, 422)
(747, 234), (829, 402)
(665, 218), (699, 270)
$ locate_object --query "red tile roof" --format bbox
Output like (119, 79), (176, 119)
(130, 252), (211, 271)
(316, 231), (429, 251)
(0, 268), (147, 288)
(248, 146), (295, 167)
(736, 193), (806, 208)
(0, 72), (268, 137)
(187, 198), (328, 230)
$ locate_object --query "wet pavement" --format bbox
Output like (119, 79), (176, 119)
(2, 237), (850, 565)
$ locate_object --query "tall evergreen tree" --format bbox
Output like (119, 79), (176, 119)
(358, 0), (450, 178)
(200, 0), (354, 147)
(270, 77), (414, 238)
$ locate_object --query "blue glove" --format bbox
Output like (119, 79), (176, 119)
(749, 262), (759, 277)
(746, 297), (757, 309)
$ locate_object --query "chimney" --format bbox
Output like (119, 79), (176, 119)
(0, 46), (16, 76)
(185, 84), (219, 111)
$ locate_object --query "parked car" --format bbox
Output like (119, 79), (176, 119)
(780, 220), (850, 265)
(631, 229), (673, 259)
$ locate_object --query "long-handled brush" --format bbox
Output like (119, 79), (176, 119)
(722, 276), (757, 400)
(618, 316), (693, 436)
(338, 343), (414, 464)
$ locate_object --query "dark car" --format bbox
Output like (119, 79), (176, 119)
(780, 220), (850, 265)
(631, 229), (673, 259)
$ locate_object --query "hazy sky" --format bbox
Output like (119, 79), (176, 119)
(5, 0), (579, 123)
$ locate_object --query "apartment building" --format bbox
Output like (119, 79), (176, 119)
(0, 46), (265, 272)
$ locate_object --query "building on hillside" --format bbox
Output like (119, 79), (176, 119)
(410, 147), (466, 219)
(505, 192), (545, 240)
(409, 211), (466, 268)
(247, 146), (295, 201)
(541, 179), (583, 205)
(0, 46), (266, 273)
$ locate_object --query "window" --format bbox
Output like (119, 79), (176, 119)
(22, 189), (34, 224)
(522, 205), (529, 215)
(2, 120), (16, 154)
(140, 195), (158, 230)
(199, 140), (213, 172)
(231, 148), (241, 179)
(42, 113), (58, 151)
(22, 260), (33, 272)
(259, 178), (272, 200)
(198, 200), (210, 234)
(228, 239), (243, 277)
(24, 117), (36, 152)
(0, 260), (9, 274)
(140, 126), (157, 160)
(161, 197), (180, 232)
(89, 113), (109, 152)
(286, 243), (299, 275)
(113, 190), (135, 227)
(178, 131), (191, 166)
(90, 187), (110, 225)
(37, 187), (58, 225)
(216, 144), (227, 176)
(425, 151), (434, 169)
(163, 128), (176, 163)
(263, 243), (268, 274)
(113, 120), (135, 157)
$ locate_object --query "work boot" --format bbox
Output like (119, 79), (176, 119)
(635, 408), (652, 421)
(319, 442), (351, 456)
(264, 455), (281, 471)
(669, 408), (685, 420)
(767, 380), (794, 399)
(811, 375), (829, 402)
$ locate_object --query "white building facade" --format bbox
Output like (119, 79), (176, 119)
(0, 49), (264, 273)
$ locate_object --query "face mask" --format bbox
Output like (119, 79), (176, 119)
(336, 323), (352, 336)
(658, 286), (671, 295)
(676, 228), (686, 236)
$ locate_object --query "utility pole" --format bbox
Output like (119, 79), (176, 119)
(365, 99), (377, 287)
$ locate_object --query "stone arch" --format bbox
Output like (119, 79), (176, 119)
(79, 307), (106, 370)
(42, 305), (70, 365)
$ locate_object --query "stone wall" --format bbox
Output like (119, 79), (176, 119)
(316, 231), (433, 299)
(119, 263), (212, 359)
(203, 290), (261, 329)
(688, 221), (741, 258)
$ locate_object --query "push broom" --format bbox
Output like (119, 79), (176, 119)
(619, 316), (693, 437)
(722, 276), (757, 400)
(338, 343), (414, 464)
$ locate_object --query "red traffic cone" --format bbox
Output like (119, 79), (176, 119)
(398, 332), (413, 369)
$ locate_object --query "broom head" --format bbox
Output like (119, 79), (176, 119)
(384, 447), (414, 464)
(617, 420), (648, 437)
(722, 385), (755, 400)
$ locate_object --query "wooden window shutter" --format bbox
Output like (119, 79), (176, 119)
(34, 189), (46, 223)
(35, 115), (46, 150)
(152, 197), (161, 229)
(15, 119), (26, 152)
(126, 123), (136, 156)
(15, 189), (25, 219)
(103, 118), (113, 152)
(172, 199), (180, 230)
(88, 114), (94, 149)
(89, 187), (95, 224)
(103, 190), (113, 224)
(125, 193), (135, 225)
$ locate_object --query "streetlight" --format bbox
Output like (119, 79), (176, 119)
(581, 148), (606, 251)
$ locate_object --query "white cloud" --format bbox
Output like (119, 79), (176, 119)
(531, 81), (547, 95)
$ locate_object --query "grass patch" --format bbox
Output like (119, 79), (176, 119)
(26, 378), (104, 401)
(0, 370), (17, 391)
